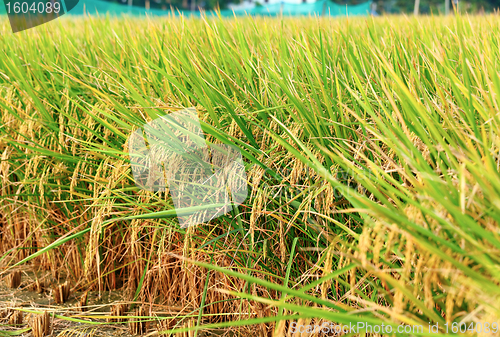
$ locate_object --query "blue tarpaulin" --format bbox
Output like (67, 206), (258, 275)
(1, 0), (371, 17)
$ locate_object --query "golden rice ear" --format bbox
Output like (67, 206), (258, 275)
(53, 281), (71, 304)
(128, 306), (149, 335)
(5, 271), (21, 289)
(29, 311), (52, 337)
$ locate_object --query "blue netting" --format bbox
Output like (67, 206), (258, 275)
(1, 0), (371, 17)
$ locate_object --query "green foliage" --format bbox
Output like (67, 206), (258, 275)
(382, 0), (500, 14)
(1, 14), (500, 335)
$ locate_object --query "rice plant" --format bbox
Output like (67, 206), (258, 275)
(0, 12), (499, 336)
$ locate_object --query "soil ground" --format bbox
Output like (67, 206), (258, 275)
(0, 271), (232, 337)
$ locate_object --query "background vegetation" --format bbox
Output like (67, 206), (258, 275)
(1, 13), (500, 336)
(392, 0), (500, 14)
(97, 0), (500, 14)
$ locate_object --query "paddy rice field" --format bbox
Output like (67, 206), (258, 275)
(0, 13), (500, 336)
